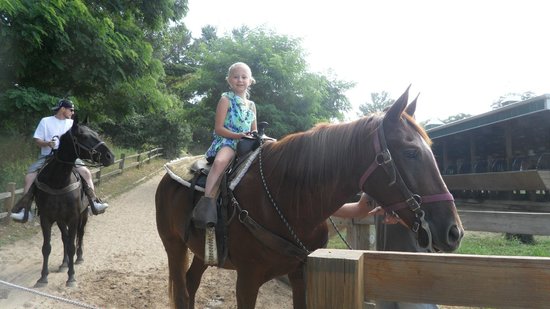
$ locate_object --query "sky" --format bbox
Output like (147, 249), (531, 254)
(182, 0), (550, 122)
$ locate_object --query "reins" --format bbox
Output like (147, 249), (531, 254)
(257, 140), (311, 255)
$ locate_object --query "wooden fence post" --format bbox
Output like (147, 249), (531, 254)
(96, 167), (102, 186)
(137, 153), (142, 168)
(4, 182), (16, 214)
(307, 249), (365, 309)
(119, 153), (126, 174)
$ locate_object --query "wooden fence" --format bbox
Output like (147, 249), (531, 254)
(307, 249), (550, 309)
(321, 200), (550, 308)
(0, 148), (163, 219)
(330, 201), (550, 250)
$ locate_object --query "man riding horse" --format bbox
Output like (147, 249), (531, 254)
(10, 99), (109, 222)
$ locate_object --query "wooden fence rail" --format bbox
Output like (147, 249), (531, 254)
(329, 205), (550, 251)
(307, 249), (550, 309)
(0, 148), (163, 219)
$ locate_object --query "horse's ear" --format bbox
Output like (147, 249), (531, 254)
(405, 93), (419, 118)
(385, 85), (410, 122)
(82, 115), (89, 125)
(72, 114), (79, 126)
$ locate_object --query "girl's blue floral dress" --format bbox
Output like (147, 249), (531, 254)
(205, 91), (256, 159)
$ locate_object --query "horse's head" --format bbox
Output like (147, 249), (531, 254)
(65, 115), (115, 167)
(360, 87), (463, 252)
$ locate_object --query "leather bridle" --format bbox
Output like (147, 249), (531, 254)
(53, 128), (106, 166)
(71, 129), (105, 162)
(358, 120), (454, 250)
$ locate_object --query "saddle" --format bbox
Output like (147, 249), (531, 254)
(13, 169), (89, 222)
(165, 131), (275, 266)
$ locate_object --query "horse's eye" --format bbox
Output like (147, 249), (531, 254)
(404, 149), (418, 159)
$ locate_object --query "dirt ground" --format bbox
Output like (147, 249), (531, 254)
(0, 172), (293, 309)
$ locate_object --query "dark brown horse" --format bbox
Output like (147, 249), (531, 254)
(34, 116), (114, 287)
(155, 88), (464, 308)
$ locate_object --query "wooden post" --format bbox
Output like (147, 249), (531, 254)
(5, 182), (16, 213)
(147, 149), (152, 164)
(346, 218), (373, 250)
(137, 153), (142, 168)
(307, 249), (365, 309)
(119, 153), (126, 174)
(96, 167), (102, 186)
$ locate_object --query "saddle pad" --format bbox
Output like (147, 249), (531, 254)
(164, 155), (206, 192)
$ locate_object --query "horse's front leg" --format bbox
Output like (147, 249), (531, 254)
(235, 270), (263, 309)
(75, 211), (88, 264)
(288, 265), (307, 309)
(35, 219), (53, 287)
(65, 223), (78, 287)
(57, 222), (69, 272)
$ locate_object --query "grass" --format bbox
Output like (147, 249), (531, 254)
(0, 158), (168, 248)
(457, 231), (550, 257)
(0, 134), (35, 191)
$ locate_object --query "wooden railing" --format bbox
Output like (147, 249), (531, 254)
(307, 249), (550, 309)
(0, 148), (163, 219)
(329, 206), (550, 251)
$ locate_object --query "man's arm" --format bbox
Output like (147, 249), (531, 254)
(34, 138), (55, 149)
(333, 193), (402, 225)
(332, 193), (373, 218)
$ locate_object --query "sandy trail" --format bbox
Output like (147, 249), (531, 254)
(0, 172), (292, 308)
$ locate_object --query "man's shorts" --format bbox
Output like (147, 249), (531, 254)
(27, 155), (86, 173)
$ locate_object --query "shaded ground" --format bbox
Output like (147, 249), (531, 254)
(0, 171), (292, 308)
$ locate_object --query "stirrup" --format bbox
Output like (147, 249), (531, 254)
(204, 226), (218, 266)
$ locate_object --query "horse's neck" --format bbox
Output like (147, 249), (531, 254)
(38, 145), (77, 188)
(263, 121), (379, 225)
(263, 157), (364, 225)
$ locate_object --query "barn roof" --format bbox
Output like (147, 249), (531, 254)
(427, 94), (550, 139)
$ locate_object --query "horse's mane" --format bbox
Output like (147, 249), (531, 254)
(260, 111), (431, 218)
(261, 114), (381, 218)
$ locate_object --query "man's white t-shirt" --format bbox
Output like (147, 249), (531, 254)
(33, 116), (73, 156)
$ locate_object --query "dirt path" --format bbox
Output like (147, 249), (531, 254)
(0, 172), (293, 308)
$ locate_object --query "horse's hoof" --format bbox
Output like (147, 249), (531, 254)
(66, 280), (77, 288)
(34, 280), (48, 288)
(75, 257), (84, 264)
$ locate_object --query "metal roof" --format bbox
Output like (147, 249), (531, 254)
(427, 94), (550, 139)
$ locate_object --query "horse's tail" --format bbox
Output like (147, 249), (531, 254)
(156, 173), (192, 308)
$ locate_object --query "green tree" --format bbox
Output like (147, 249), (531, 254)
(441, 113), (471, 124)
(149, 22), (197, 103)
(491, 91), (537, 109)
(180, 26), (353, 148)
(358, 91), (394, 116)
(0, 0), (187, 129)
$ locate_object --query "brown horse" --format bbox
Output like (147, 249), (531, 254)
(155, 87), (464, 308)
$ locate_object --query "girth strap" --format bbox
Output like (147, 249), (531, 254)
(34, 178), (81, 195)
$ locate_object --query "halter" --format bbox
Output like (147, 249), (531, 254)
(358, 119), (454, 250)
(70, 129), (106, 161)
(53, 128), (106, 167)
